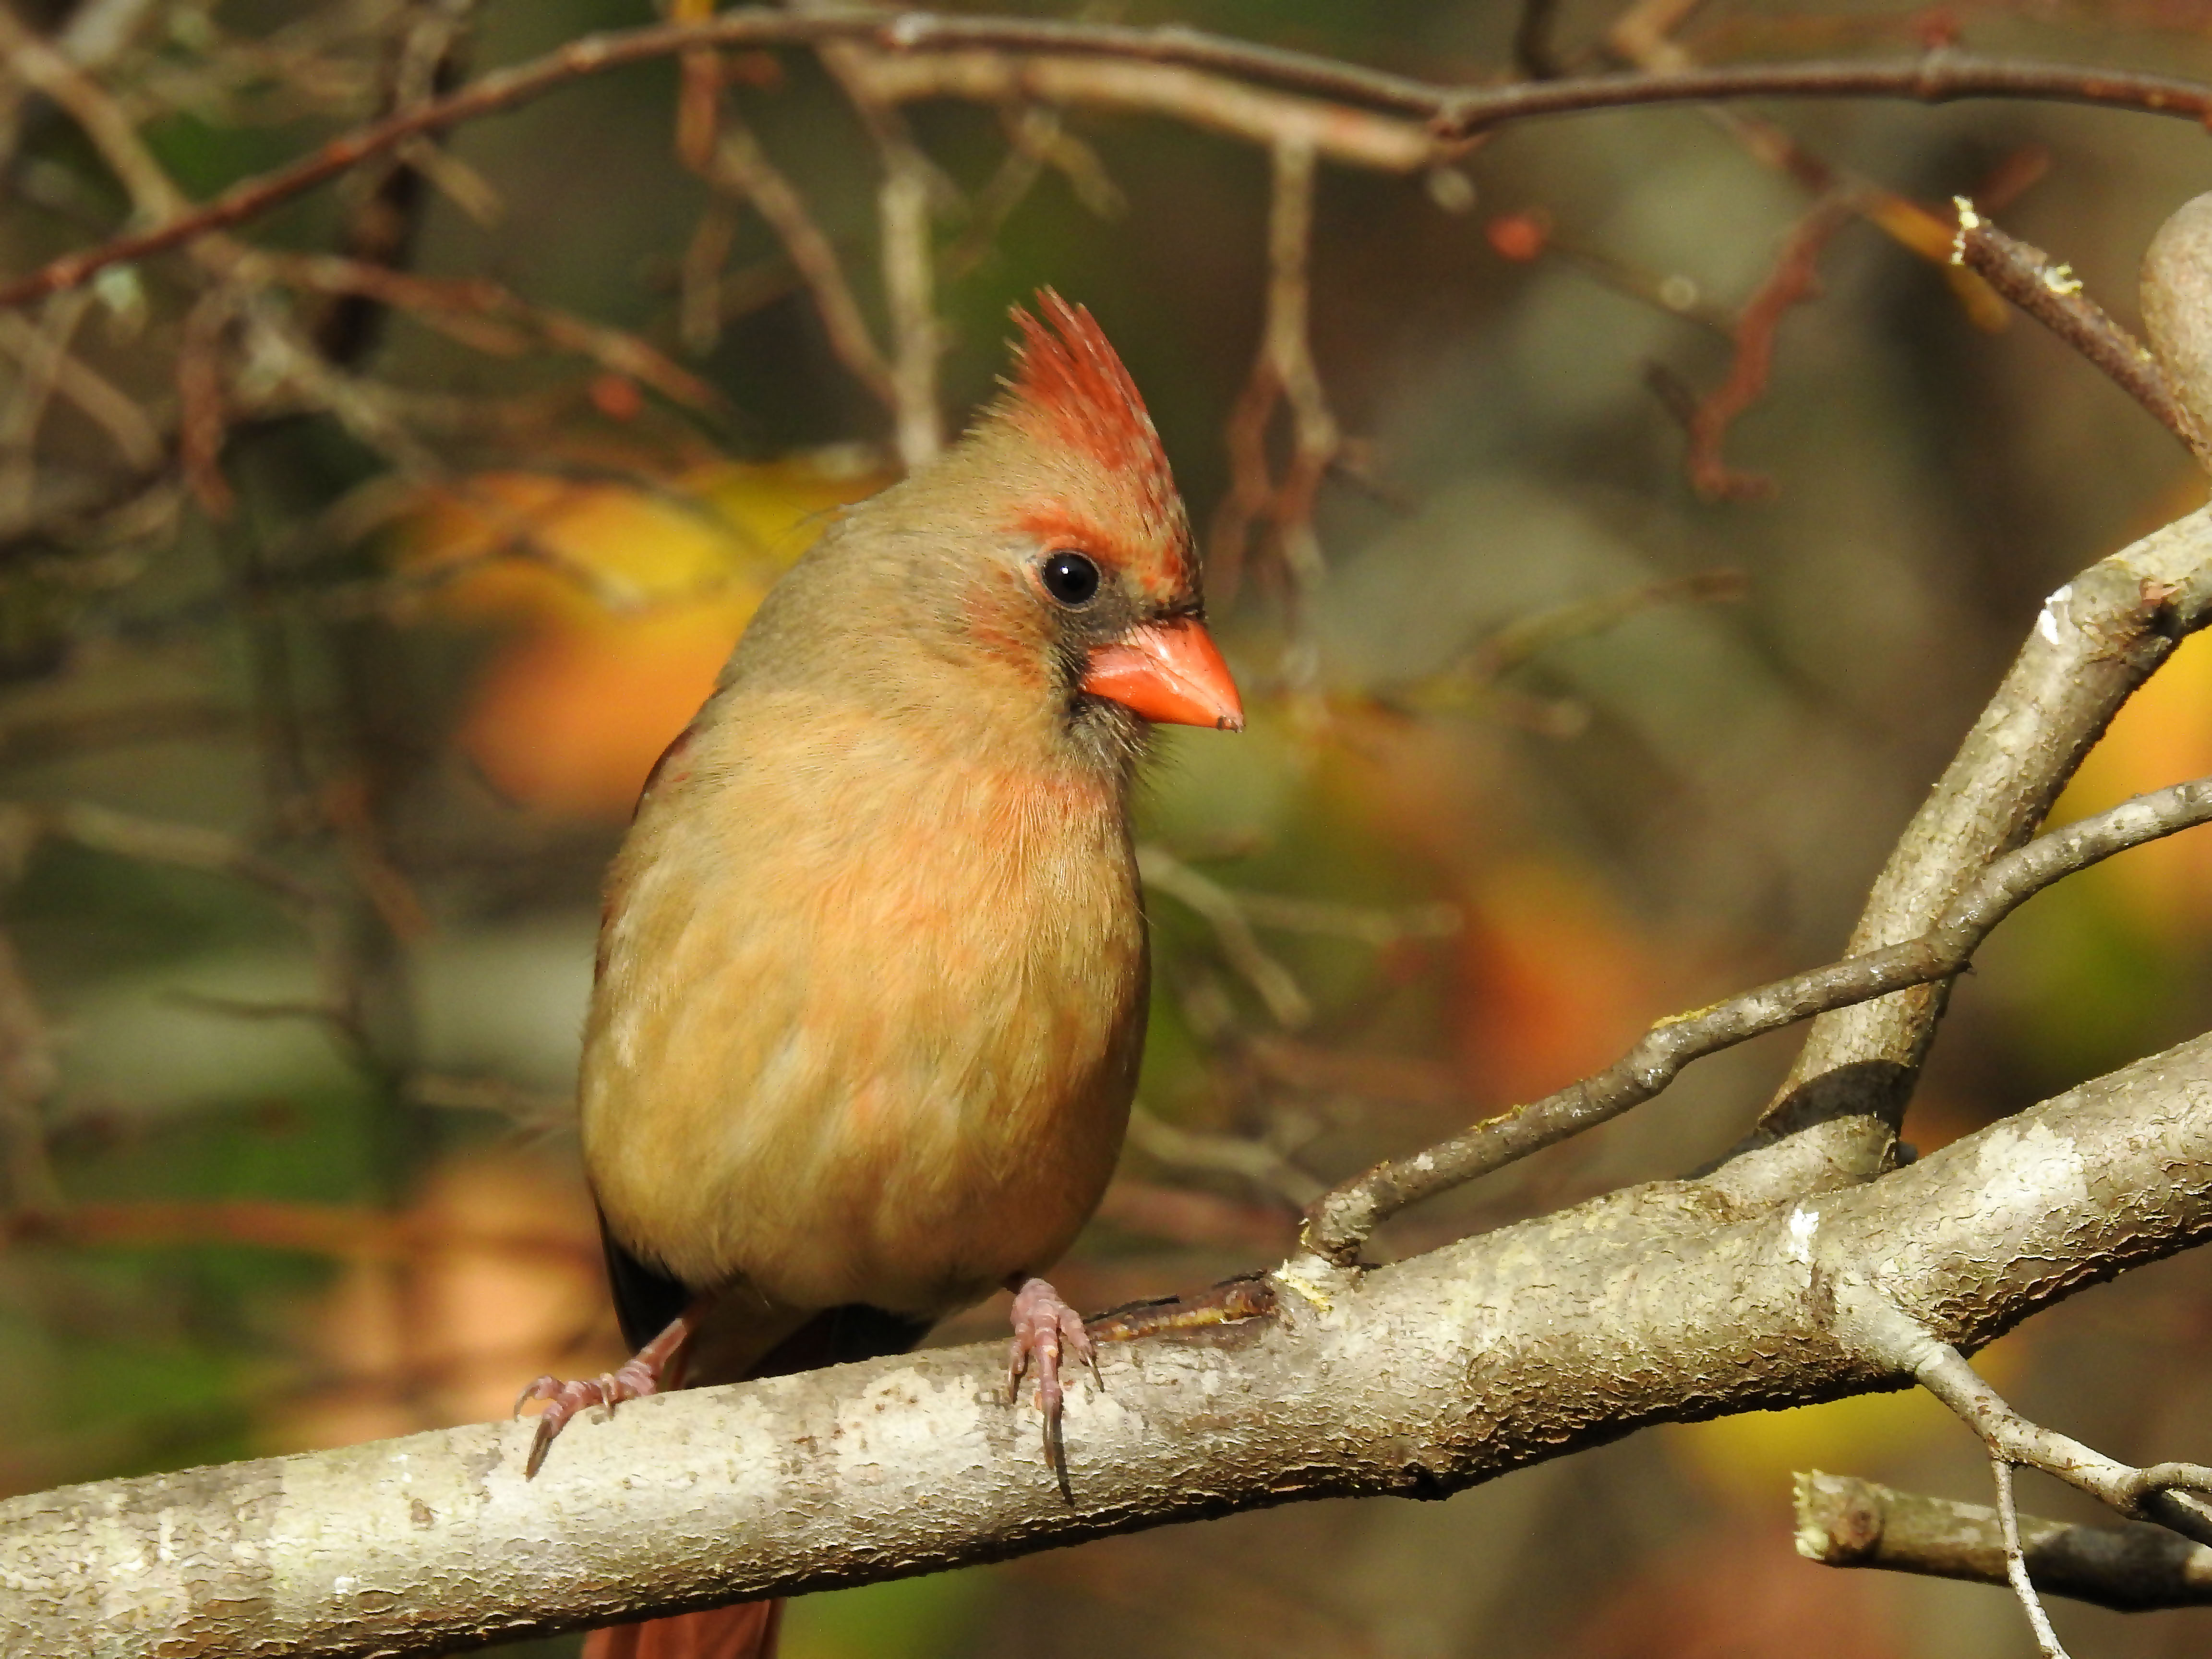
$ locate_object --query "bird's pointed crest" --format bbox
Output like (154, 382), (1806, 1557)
(999, 291), (1190, 591)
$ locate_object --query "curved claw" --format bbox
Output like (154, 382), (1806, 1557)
(1006, 1276), (1096, 1474)
(512, 1304), (701, 1479)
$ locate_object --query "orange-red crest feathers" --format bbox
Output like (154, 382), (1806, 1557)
(999, 291), (1191, 594)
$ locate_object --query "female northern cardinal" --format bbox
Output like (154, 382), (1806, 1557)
(517, 293), (1242, 1659)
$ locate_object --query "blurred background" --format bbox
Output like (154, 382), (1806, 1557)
(3, 1), (2212, 1655)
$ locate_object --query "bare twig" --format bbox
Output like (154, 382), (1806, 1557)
(1795, 1471), (2212, 1612)
(0, 291), (94, 525)
(0, 303), (159, 471)
(313, 0), (485, 365)
(1728, 504), (2212, 1201)
(699, 114), (898, 413)
(1124, 1103), (1323, 1210)
(1515, 0), (1568, 79)
(3, 1198), (593, 1265)
(1949, 200), (2191, 446)
(1139, 845), (1313, 1030)
(1210, 135), (1338, 643)
(254, 252), (720, 409)
(5, 9), (2211, 309)
(839, 48), (1455, 173)
(1994, 1455), (2074, 1659)
(816, 35), (948, 468)
(0, 928), (61, 1218)
(1677, 197), (1854, 500)
(0, 6), (186, 221)
(1303, 772), (2212, 1264)
(1829, 1284), (2212, 1547)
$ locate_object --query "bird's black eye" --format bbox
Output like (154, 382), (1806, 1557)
(1039, 550), (1102, 607)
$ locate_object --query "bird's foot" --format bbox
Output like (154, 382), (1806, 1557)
(1005, 1274), (1098, 1474)
(514, 1306), (697, 1478)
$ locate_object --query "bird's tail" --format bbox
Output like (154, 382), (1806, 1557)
(582, 1601), (782, 1659)
(576, 1299), (933, 1658)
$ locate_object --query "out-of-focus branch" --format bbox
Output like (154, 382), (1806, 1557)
(0, 303), (160, 471)
(815, 34), (947, 469)
(1303, 772), (2212, 1264)
(6, 8), (2212, 309)
(3, 1198), (593, 1266)
(312, 0), (485, 365)
(1515, 0), (1568, 79)
(0, 6), (186, 220)
(0, 927), (60, 1218)
(1138, 845), (1313, 1030)
(1796, 1471), (2212, 1612)
(1675, 195), (1853, 500)
(840, 47), (1459, 174)
(254, 252), (720, 410)
(1211, 136), (1338, 657)
(1949, 201), (2192, 447)
(697, 114), (899, 414)
(1124, 1103), (1323, 1210)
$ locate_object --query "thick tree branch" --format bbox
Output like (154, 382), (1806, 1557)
(5, 1030), (2210, 1656)
(4, 7), (2212, 309)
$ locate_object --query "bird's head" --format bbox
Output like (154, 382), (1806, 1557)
(728, 293), (1240, 772)
(854, 292), (1242, 755)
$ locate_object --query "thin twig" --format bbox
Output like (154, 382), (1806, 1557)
(1210, 135), (1338, 642)
(837, 48), (1454, 173)
(1515, 0), (1567, 79)
(1125, 1104), (1324, 1210)
(253, 252), (721, 409)
(1139, 845), (1315, 1030)
(1949, 199), (2193, 447)
(1831, 1284), (2212, 1547)
(1795, 1470), (2212, 1611)
(1304, 773), (2212, 1263)
(1679, 196), (1854, 500)
(700, 114), (898, 413)
(1994, 1455), (2074, 1659)
(0, 928), (61, 1219)
(0, 6), (187, 220)
(5, 9), (2211, 308)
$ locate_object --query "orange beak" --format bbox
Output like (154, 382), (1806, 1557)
(1081, 617), (1244, 732)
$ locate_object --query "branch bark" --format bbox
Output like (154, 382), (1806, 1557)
(6, 1029), (2210, 1656)
(1797, 1472), (2212, 1612)
(1304, 771), (2212, 1262)
(1720, 503), (2212, 1202)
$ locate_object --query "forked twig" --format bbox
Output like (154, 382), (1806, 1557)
(1304, 774), (2212, 1263)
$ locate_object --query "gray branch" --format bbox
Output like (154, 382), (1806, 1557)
(5, 1030), (2210, 1657)
(1797, 1472), (2212, 1612)
(1304, 773), (2212, 1262)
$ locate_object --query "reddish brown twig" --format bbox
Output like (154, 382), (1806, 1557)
(1950, 200), (2194, 447)
(1, 7), (2208, 309)
(1678, 197), (1854, 501)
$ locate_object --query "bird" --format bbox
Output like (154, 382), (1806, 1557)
(516, 291), (1243, 1659)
